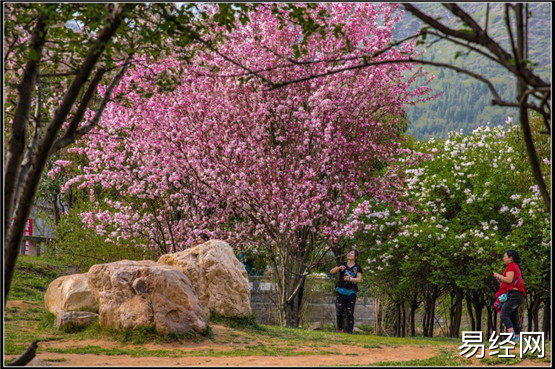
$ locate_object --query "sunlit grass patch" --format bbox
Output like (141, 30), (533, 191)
(43, 358), (68, 362)
(41, 344), (343, 358)
(9, 256), (68, 303)
(250, 324), (461, 348)
(209, 312), (262, 331)
(42, 345), (184, 357)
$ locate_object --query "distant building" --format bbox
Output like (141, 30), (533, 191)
(20, 202), (56, 256)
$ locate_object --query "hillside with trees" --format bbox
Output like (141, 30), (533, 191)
(393, 3), (551, 139)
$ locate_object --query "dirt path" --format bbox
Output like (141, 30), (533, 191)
(5, 301), (550, 367)
(20, 345), (442, 366)
(15, 348), (551, 367)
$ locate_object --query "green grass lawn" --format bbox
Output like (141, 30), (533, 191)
(4, 255), (551, 367)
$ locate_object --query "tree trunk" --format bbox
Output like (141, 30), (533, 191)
(4, 4), (133, 304)
(528, 295), (541, 331)
(409, 298), (418, 336)
(473, 300), (484, 332)
(515, 3), (551, 214)
(6, 341), (38, 366)
(401, 302), (406, 337)
(284, 285), (304, 328)
(486, 305), (495, 337)
(542, 298), (550, 340)
(466, 297), (476, 331)
(4, 10), (49, 234)
(427, 300), (436, 337)
(469, 292), (486, 332)
(422, 292), (437, 337)
(395, 302), (401, 337)
(374, 294), (384, 335)
(449, 293), (463, 337)
(533, 305), (539, 332)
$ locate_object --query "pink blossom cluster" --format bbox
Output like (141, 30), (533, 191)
(60, 4), (436, 253)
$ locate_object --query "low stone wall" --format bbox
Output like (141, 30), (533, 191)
(249, 276), (375, 326)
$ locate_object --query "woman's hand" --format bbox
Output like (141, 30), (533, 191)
(330, 265), (346, 274)
(343, 274), (351, 282)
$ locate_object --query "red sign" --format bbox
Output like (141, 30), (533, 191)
(12, 218), (33, 255)
(25, 218), (33, 236)
(24, 218), (33, 255)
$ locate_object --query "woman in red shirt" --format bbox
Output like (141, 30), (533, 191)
(493, 250), (526, 342)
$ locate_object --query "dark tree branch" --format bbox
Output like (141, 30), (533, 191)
(441, 3), (513, 61)
(5, 3), (135, 303)
(3, 12), (40, 63)
(504, 4), (520, 73)
(514, 2), (551, 214)
(39, 71), (78, 78)
(425, 30), (505, 67)
(403, 4), (480, 43)
(405, 3), (548, 88)
(160, 8), (275, 86)
(4, 8), (50, 239)
(51, 68), (106, 152)
(69, 55), (133, 145)
(271, 58), (511, 107)
(13, 82), (43, 219)
(6, 340), (38, 366)
(485, 4), (490, 34)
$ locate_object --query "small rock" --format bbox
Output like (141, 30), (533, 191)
(308, 321), (323, 330)
(54, 311), (98, 330)
(26, 357), (49, 366)
(353, 326), (364, 333)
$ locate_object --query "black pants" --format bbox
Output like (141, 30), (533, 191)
(336, 292), (357, 333)
(500, 290), (524, 335)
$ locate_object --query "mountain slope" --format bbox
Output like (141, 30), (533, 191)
(392, 3), (551, 139)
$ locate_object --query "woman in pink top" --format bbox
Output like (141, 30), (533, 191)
(493, 250), (526, 342)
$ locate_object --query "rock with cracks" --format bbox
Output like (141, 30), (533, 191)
(44, 273), (98, 315)
(158, 239), (252, 318)
(88, 260), (207, 334)
(55, 311), (99, 330)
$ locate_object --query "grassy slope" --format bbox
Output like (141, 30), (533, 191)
(4, 256), (551, 366)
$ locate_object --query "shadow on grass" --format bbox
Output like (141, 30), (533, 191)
(209, 312), (265, 332)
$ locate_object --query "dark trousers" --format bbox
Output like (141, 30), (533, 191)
(336, 292), (357, 333)
(500, 290), (524, 335)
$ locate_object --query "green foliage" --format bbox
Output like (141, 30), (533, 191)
(105, 324), (210, 344)
(43, 198), (157, 273)
(351, 120), (550, 334)
(8, 255), (68, 303)
(209, 312), (262, 331)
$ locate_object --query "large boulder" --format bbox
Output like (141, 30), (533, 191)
(158, 239), (252, 318)
(88, 260), (207, 334)
(44, 273), (98, 315)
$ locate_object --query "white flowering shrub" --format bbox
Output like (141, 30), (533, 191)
(348, 118), (550, 335)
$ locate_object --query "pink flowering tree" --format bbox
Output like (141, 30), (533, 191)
(60, 3), (436, 327)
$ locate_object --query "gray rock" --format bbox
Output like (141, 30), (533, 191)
(308, 321), (323, 330)
(26, 357), (49, 366)
(54, 311), (98, 330)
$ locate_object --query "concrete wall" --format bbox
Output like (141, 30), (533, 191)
(249, 275), (375, 326)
